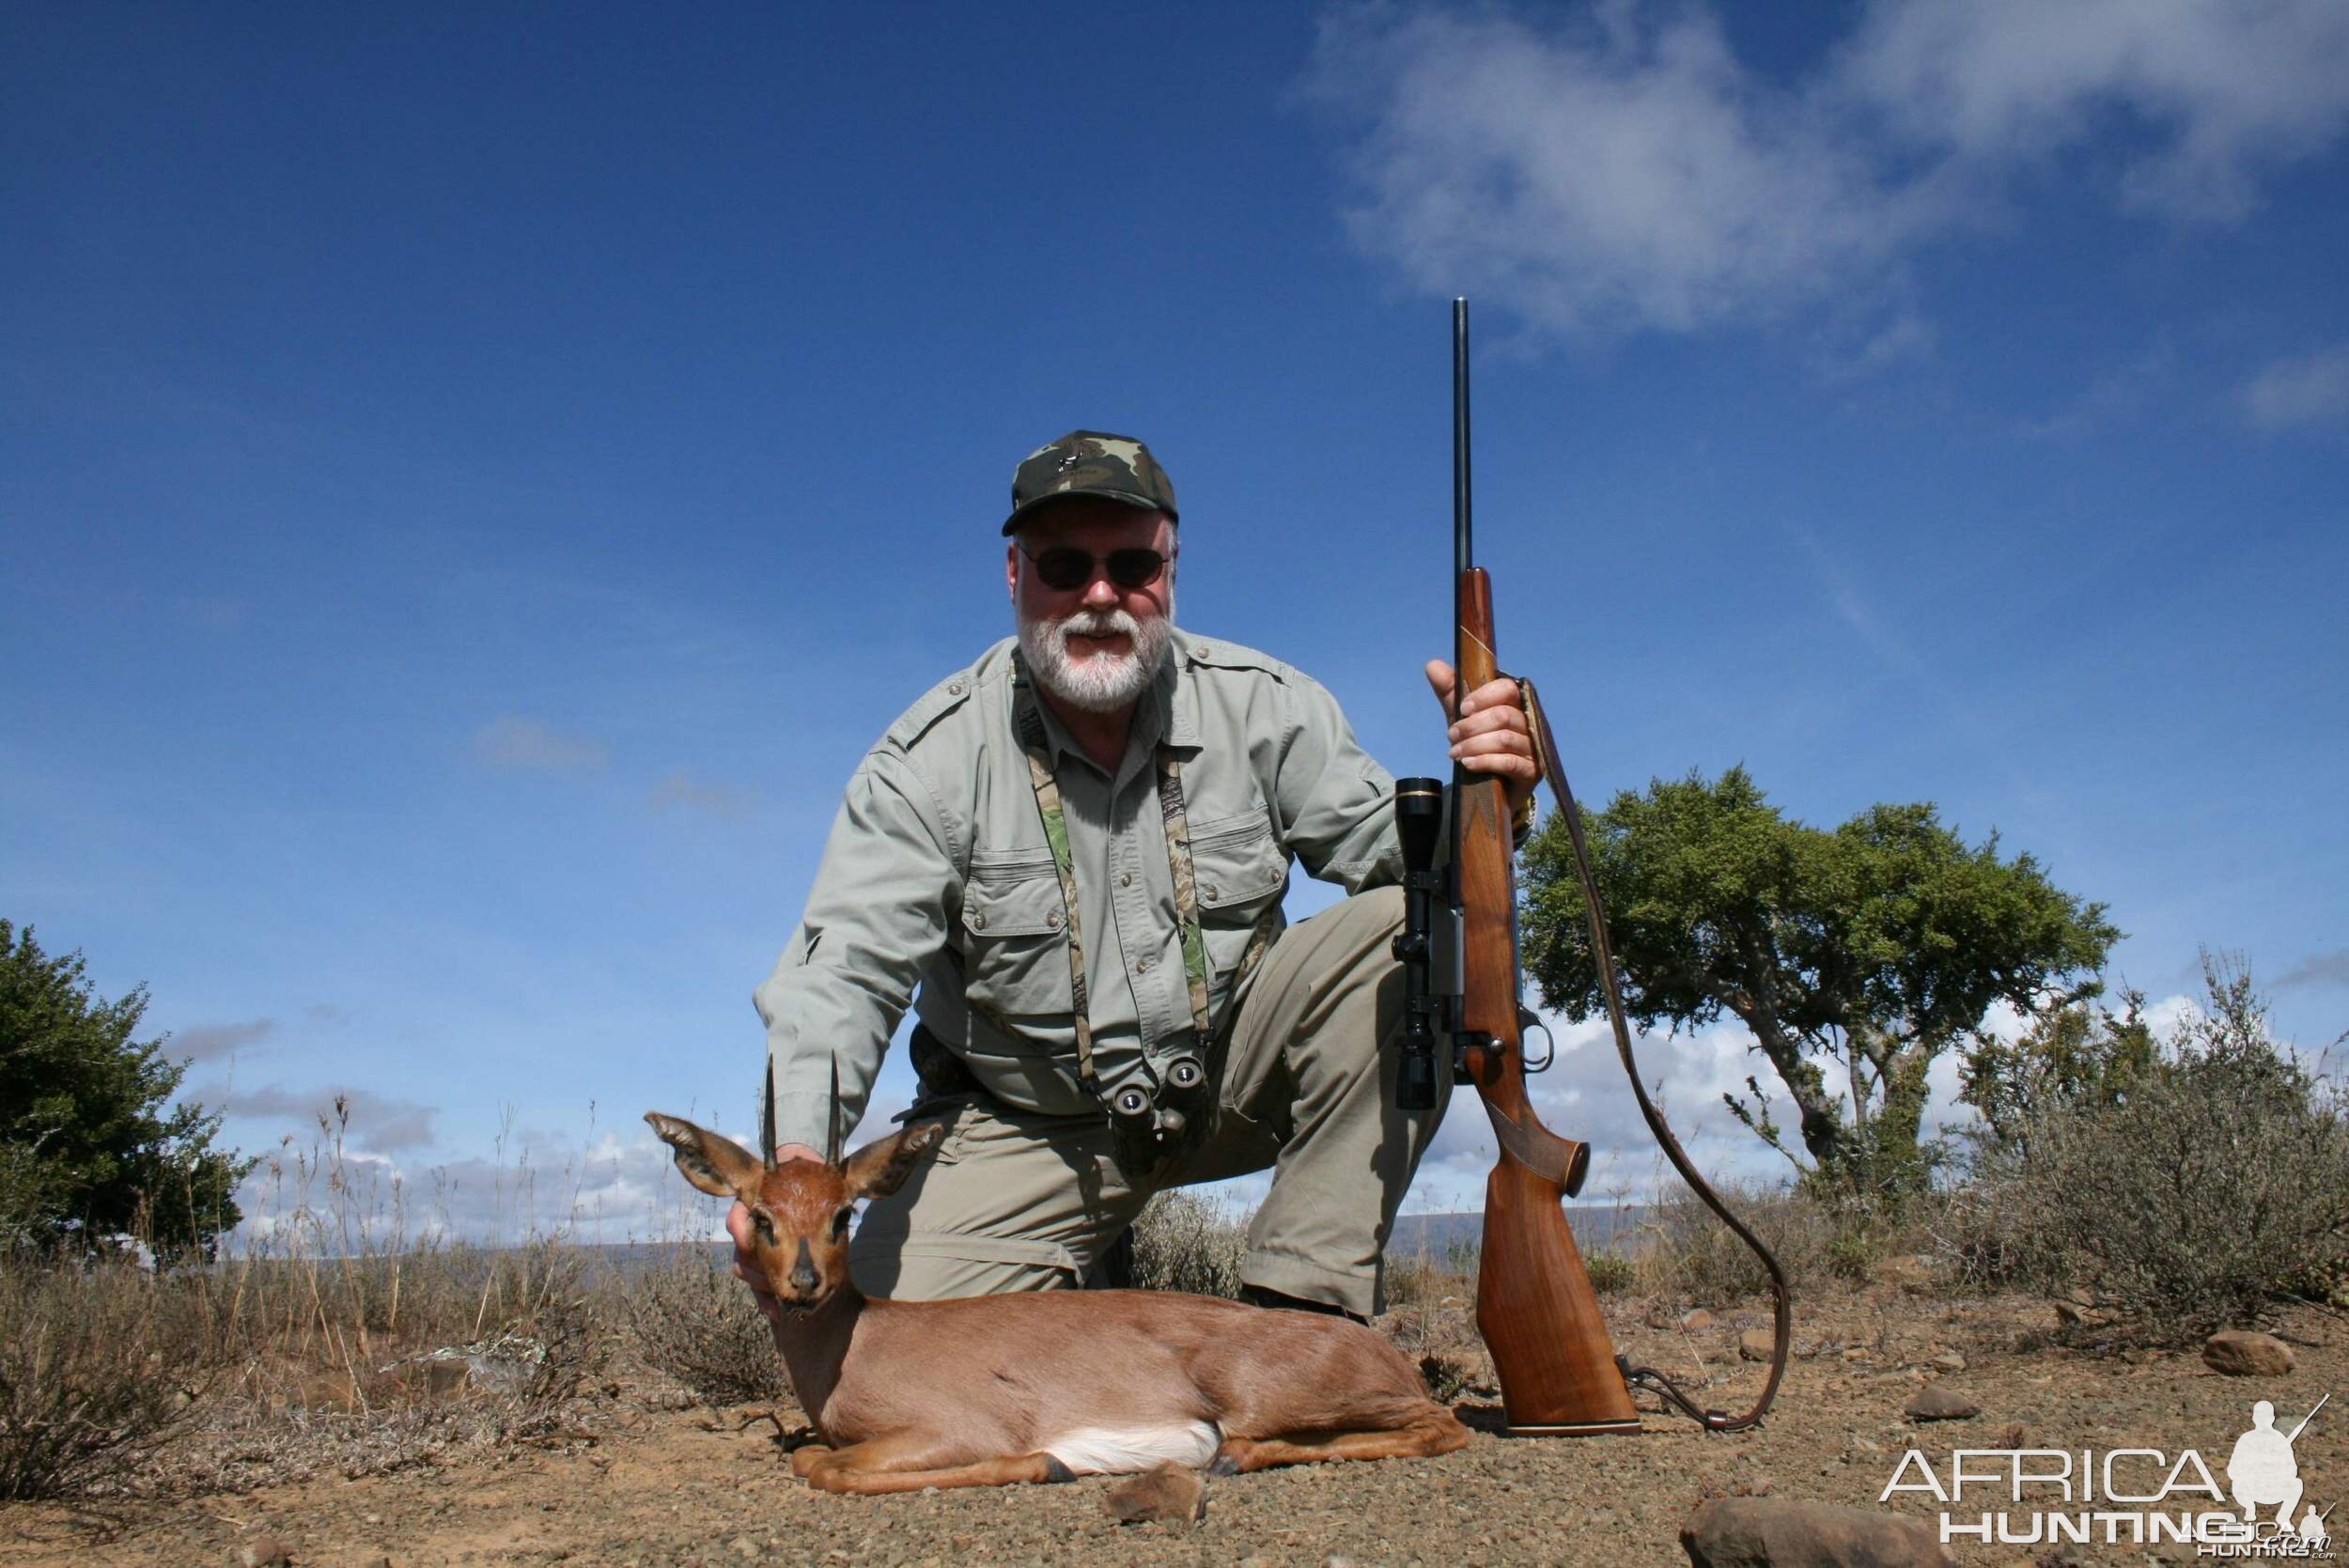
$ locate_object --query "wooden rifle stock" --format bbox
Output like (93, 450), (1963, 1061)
(1454, 571), (1640, 1436)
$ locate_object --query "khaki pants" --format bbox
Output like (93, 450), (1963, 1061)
(848, 886), (1451, 1317)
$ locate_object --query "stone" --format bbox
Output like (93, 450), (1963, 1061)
(1682, 1309), (1719, 1331)
(236, 1537), (294, 1568)
(1929, 1350), (1966, 1374)
(1905, 1385), (1980, 1421)
(2203, 1330), (2294, 1377)
(1681, 1498), (1955, 1566)
(1739, 1329), (1775, 1362)
(2053, 1300), (2088, 1327)
(1103, 1464), (1206, 1526)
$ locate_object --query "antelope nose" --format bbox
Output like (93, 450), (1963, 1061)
(789, 1238), (819, 1296)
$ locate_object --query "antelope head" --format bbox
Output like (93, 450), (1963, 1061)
(643, 1112), (945, 1312)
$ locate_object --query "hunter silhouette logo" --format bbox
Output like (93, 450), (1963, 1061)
(2228, 1396), (2330, 1545)
(1879, 1394), (2334, 1554)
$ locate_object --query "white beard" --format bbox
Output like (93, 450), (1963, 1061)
(1019, 606), (1174, 714)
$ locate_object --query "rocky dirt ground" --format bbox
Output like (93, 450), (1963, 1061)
(5, 1283), (2341, 1567)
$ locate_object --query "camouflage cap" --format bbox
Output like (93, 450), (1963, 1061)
(1003, 430), (1178, 536)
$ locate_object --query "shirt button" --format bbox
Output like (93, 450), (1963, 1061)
(1202, 884), (1219, 903)
(948, 680), (965, 696)
(970, 912), (988, 931)
(1135, 957), (1152, 974)
(1046, 910), (1064, 930)
(1120, 872), (1133, 887)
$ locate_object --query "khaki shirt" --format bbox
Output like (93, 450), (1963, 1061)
(755, 628), (1402, 1151)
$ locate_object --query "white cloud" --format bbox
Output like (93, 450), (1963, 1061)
(469, 717), (611, 773)
(1843, 0), (2349, 221)
(2241, 342), (2349, 428)
(1309, 0), (2349, 343)
(2278, 947), (2349, 990)
(201, 1080), (441, 1153)
(649, 769), (754, 820)
(175, 1017), (275, 1063)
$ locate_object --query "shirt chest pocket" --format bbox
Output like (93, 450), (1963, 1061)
(958, 851), (1072, 1024)
(1185, 808), (1288, 933)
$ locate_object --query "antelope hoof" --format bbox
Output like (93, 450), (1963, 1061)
(1041, 1454), (1077, 1484)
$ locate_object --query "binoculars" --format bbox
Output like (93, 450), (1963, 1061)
(1110, 1050), (1208, 1172)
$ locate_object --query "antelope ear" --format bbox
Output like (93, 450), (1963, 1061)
(842, 1120), (948, 1201)
(645, 1111), (763, 1200)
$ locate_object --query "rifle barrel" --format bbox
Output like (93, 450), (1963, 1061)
(1453, 297), (1471, 579)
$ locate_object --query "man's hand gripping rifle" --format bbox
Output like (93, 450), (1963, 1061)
(1391, 299), (1792, 1436)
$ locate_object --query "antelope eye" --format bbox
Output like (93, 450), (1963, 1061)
(752, 1212), (776, 1243)
(831, 1206), (853, 1238)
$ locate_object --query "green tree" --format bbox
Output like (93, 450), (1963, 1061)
(1521, 768), (2118, 1203)
(1957, 986), (2157, 1158)
(0, 920), (251, 1261)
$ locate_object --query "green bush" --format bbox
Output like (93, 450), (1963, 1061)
(1958, 957), (2349, 1342)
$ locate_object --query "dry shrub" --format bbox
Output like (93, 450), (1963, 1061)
(1585, 1250), (1635, 1296)
(0, 1251), (206, 1499)
(622, 1244), (788, 1406)
(1631, 1178), (1836, 1305)
(1956, 967), (2349, 1343)
(1128, 1190), (1247, 1298)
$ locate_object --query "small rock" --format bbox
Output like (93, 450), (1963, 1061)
(1681, 1497), (1954, 1566)
(1929, 1349), (1966, 1374)
(2053, 1300), (2088, 1327)
(1103, 1464), (1206, 1526)
(1841, 1347), (1872, 1363)
(1906, 1386), (1980, 1421)
(2061, 1285), (2095, 1308)
(1738, 1329), (1775, 1362)
(1682, 1309), (1718, 1331)
(424, 1359), (470, 1397)
(237, 1538), (293, 1568)
(2203, 1330), (2294, 1377)
(729, 1535), (761, 1560)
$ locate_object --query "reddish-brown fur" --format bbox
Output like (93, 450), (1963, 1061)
(645, 1112), (1471, 1495)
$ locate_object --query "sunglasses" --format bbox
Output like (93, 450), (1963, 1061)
(1018, 545), (1170, 592)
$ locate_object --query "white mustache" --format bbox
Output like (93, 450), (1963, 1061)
(1055, 610), (1139, 641)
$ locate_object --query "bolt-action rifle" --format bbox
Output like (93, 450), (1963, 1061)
(1392, 299), (1792, 1436)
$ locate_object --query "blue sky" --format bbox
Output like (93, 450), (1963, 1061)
(7, 2), (2345, 1234)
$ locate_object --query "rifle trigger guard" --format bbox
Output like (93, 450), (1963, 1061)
(1517, 1006), (1554, 1073)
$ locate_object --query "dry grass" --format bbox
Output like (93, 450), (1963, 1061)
(1127, 1189), (1249, 1298)
(621, 1242), (789, 1406)
(0, 1111), (622, 1501)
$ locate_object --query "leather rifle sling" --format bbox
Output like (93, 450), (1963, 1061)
(1517, 675), (1794, 1431)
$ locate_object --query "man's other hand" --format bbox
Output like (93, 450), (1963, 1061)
(1424, 660), (1538, 815)
(725, 1141), (825, 1328)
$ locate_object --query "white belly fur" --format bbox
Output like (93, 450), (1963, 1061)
(1042, 1421), (1221, 1475)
